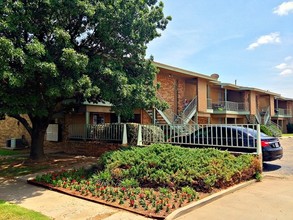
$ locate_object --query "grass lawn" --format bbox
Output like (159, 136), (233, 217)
(0, 148), (43, 178)
(282, 133), (293, 137)
(0, 151), (98, 178)
(0, 156), (48, 178)
(0, 148), (29, 156)
(0, 200), (50, 220)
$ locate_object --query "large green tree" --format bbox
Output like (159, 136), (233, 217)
(0, 0), (171, 160)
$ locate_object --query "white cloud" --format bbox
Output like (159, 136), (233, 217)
(275, 56), (293, 76)
(280, 69), (293, 76)
(247, 33), (281, 50)
(273, 1), (293, 16)
(276, 63), (288, 69)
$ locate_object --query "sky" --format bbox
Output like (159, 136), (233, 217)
(146, 0), (293, 98)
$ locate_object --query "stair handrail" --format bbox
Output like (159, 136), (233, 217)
(264, 106), (271, 125)
(255, 109), (261, 124)
(182, 96), (197, 121)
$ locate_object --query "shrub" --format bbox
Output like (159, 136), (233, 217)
(260, 125), (273, 136)
(97, 144), (260, 192)
(126, 123), (165, 145)
(261, 124), (282, 137)
(120, 178), (139, 188)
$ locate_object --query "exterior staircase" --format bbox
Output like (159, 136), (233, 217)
(145, 95), (198, 134)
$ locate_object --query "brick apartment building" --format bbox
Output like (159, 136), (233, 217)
(1, 62), (293, 148)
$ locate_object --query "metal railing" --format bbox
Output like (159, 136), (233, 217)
(182, 96), (197, 122)
(264, 107), (271, 125)
(274, 108), (292, 117)
(141, 124), (260, 153)
(255, 110), (261, 124)
(68, 123), (123, 141)
(211, 101), (248, 112)
(68, 122), (261, 155)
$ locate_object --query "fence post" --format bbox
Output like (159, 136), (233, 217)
(122, 124), (128, 146)
(137, 124), (143, 146)
(256, 124), (263, 170)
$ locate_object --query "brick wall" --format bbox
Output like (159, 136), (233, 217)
(157, 69), (191, 114)
(198, 117), (209, 124)
(43, 140), (122, 157)
(0, 116), (31, 147)
(141, 110), (152, 124)
(157, 71), (176, 112)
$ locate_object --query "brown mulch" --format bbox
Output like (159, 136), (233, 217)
(23, 153), (100, 174)
(27, 179), (218, 219)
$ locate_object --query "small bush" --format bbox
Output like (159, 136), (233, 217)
(261, 124), (282, 137)
(120, 178), (139, 188)
(260, 125), (273, 136)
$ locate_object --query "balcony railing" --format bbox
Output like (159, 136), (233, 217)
(210, 100), (248, 112)
(274, 108), (292, 117)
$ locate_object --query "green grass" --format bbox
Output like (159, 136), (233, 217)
(0, 148), (47, 178)
(0, 148), (29, 156)
(0, 200), (50, 220)
(282, 133), (293, 137)
(0, 157), (47, 178)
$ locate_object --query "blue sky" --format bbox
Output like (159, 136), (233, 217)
(146, 0), (293, 98)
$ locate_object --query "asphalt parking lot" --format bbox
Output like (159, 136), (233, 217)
(175, 137), (293, 220)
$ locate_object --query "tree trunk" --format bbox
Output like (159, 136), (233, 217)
(30, 119), (49, 160)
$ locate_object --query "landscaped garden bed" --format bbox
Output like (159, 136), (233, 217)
(28, 144), (261, 219)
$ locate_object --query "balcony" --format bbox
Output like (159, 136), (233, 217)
(207, 99), (249, 114)
(273, 108), (292, 118)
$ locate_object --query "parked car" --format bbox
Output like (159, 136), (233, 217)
(170, 125), (283, 162)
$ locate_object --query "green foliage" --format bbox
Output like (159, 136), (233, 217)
(120, 178), (139, 188)
(91, 170), (113, 186)
(0, 0), (170, 159)
(0, 148), (28, 156)
(0, 0), (171, 116)
(255, 172), (262, 182)
(261, 124), (282, 137)
(98, 144), (261, 192)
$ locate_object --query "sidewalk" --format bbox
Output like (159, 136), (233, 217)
(0, 175), (152, 220)
(174, 175), (293, 220)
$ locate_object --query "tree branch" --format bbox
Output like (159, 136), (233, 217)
(9, 114), (33, 137)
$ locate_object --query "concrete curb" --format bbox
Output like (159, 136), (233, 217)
(165, 180), (256, 220)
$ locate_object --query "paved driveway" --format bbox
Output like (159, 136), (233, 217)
(175, 137), (293, 220)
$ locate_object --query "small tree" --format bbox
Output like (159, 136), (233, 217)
(0, 0), (171, 160)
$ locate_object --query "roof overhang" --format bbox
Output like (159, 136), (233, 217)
(153, 61), (218, 82)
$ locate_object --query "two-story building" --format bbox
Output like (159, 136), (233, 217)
(1, 62), (293, 148)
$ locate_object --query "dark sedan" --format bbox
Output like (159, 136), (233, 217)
(170, 125), (283, 162)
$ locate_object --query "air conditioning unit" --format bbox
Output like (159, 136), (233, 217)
(6, 138), (26, 149)
(46, 124), (59, 142)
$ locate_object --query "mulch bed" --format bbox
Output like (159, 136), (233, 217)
(27, 178), (216, 219)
